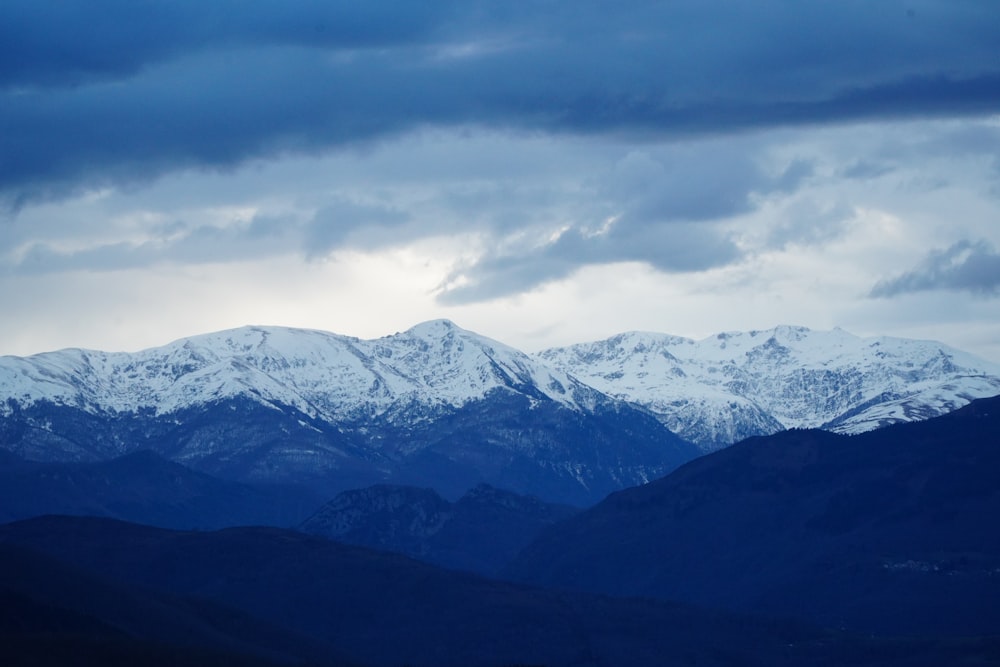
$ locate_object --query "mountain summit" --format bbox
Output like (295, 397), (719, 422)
(535, 325), (1000, 450)
(0, 319), (593, 419)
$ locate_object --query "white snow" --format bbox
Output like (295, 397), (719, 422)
(2, 321), (998, 450)
(536, 325), (1000, 449)
(0, 320), (594, 421)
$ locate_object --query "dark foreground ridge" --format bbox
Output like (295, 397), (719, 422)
(505, 394), (1000, 638)
(4, 515), (999, 666)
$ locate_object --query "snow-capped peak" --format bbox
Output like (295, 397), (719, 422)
(0, 321), (596, 421)
(4, 322), (998, 455)
(536, 325), (1000, 450)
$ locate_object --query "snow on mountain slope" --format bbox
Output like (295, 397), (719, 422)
(0, 319), (595, 421)
(535, 325), (1000, 450)
(0, 320), (696, 505)
(4, 320), (997, 497)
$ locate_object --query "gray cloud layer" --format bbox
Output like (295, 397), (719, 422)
(871, 240), (1000, 297)
(3, 0), (999, 206)
(437, 143), (814, 302)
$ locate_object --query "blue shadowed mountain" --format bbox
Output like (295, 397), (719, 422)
(298, 482), (579, 575)
(504, 395), (1000, 637)
(0, 449), (322, 529)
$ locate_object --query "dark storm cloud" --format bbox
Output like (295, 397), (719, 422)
(0, 0), (455, 88)
(870, 240), (1000, 297)
(2, 0), (999, 206)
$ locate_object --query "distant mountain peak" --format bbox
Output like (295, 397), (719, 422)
(537, 325), (1000, 450)
(757, 323), (811, 338)
(0, 320), (601, 418)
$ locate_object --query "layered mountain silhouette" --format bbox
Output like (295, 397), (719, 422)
(1, 364), (998, 663)
(505, 395), (1000, 637)
(299, 482), (578, 574)
(0, 448), (579, 573)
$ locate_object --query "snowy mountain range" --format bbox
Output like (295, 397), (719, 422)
(0, 320), (695, 505)
(536, 325), (1000, 450)
(1, 320), (998, 502)
(0, 319), (592, 421)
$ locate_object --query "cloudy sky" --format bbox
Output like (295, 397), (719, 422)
(3, 1), (1000, 361)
